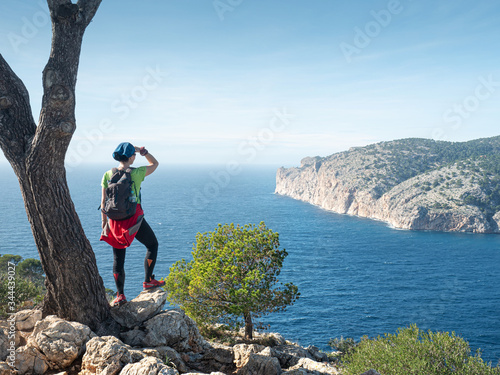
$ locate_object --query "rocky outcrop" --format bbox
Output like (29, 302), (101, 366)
(0, 362), (11, 375)
(80, 335), (147, 375)
(276, 137), (500, 233)
(142, 309), (205, 352)
(120, 356), (179, 375)
(9, 314), (96, 374)
(0, 309), (41, 363)
(111, 288), (167, 329)
(28, 315), (95, 370)
(14, 309), (42, 332)
(14, 345), (49, 374)
(3, 291), (343, 374)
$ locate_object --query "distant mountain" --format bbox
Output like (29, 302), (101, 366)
(275, 136), (500, 233)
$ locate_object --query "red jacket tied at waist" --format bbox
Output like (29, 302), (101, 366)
(100, 204), (144, 249)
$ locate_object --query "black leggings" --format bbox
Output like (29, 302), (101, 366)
(113, 218), (159, 295)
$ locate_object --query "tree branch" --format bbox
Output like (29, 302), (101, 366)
(0, 53), (36, 169)
(45, 0), (102, 27)
(77, 0), (103, 27)
(27, 0), (102, 167)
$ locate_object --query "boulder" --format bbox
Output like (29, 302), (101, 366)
(267, 332), (287, 346)
(199, 344), (235, 374)
(203, 345), (234, 364)
(27, 315), (95, 370)
(233, 343), (265, 367)
(142, 309), (205, 353)
(14, 345), (49, 375)
(1, 316), (26, 361)
(237, 353), (281, 375)
(275, 344), (314, 360)
(260, 346), (293, 368)
(259, 344), (339, 374)
(233, 344), (281, 375)
(80, 335), (145, 375)
(121, 327), (146, 347)
(0, 362), (12, 375)
(111, 289), (167, 329)
(306, 345), (328, 362)
(120, 356), (179, 375)
(155, 346), (189, 373)
(15, 309), (42, 331)
(139, 346), (188, 373)
(287, 357), (339, 374)
(265, 344), (315, 368)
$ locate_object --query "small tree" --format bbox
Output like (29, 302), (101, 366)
(164, 222), (299, 339)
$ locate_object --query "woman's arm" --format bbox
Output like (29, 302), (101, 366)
(135, 146), (159, 176)
(101, 187), (107, 224)
(144, 152), (159, 176)
(101, 187), (107, 229)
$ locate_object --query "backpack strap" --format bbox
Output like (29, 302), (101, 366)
(109, 167), (122, 183)
(112, 167), (134, 173)
(123, 167), (138, 203)
(109, 167), (135, 186)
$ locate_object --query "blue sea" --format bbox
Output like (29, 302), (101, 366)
(2, 164), (500, 364)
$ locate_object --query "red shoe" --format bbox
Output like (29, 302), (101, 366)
(112, 293), (127, 306)
(143, 275), (165, 290)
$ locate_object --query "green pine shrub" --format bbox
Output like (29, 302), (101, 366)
(163, 222), (299, 339)
(339, 325), (499, 375)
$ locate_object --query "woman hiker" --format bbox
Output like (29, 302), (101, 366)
(100, 142), (165, 306)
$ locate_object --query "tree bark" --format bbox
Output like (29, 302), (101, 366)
(0, 0), (113, 333)
(244, 311), (253, 340)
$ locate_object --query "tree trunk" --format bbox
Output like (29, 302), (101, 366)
(244, 311), (253, 340)
(0, 0), (114, 334)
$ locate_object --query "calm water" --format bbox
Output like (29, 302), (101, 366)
(1, 164), (499, 364)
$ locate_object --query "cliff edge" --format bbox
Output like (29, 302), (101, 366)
(1, 290), (341, 374)
(275, 137), (500, 233)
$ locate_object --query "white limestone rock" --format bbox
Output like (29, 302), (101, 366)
(142, 309), (204, 353)
(111, 289), (167, 329)
(120, 356), (179, 375)
(80, 335), (145, 375)
(28, 315), (95, 370)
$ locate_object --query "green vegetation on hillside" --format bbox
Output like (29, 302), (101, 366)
(0, 254), (45, 317)
(0, 254), (118, 316)
(325, 137), (500, 216)
(330, 324), (500, 375)
(365, 137), (500, 182)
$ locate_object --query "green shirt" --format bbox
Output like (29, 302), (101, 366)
(101, 166), (147, 204)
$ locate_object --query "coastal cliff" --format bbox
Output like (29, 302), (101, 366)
(276, 137), (500, 233)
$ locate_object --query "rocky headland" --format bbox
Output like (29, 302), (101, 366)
(0, 289), (360, 375)
(276, 137), (500, 233)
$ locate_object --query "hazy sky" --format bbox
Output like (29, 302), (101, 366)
(1, 0), (500, 167)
